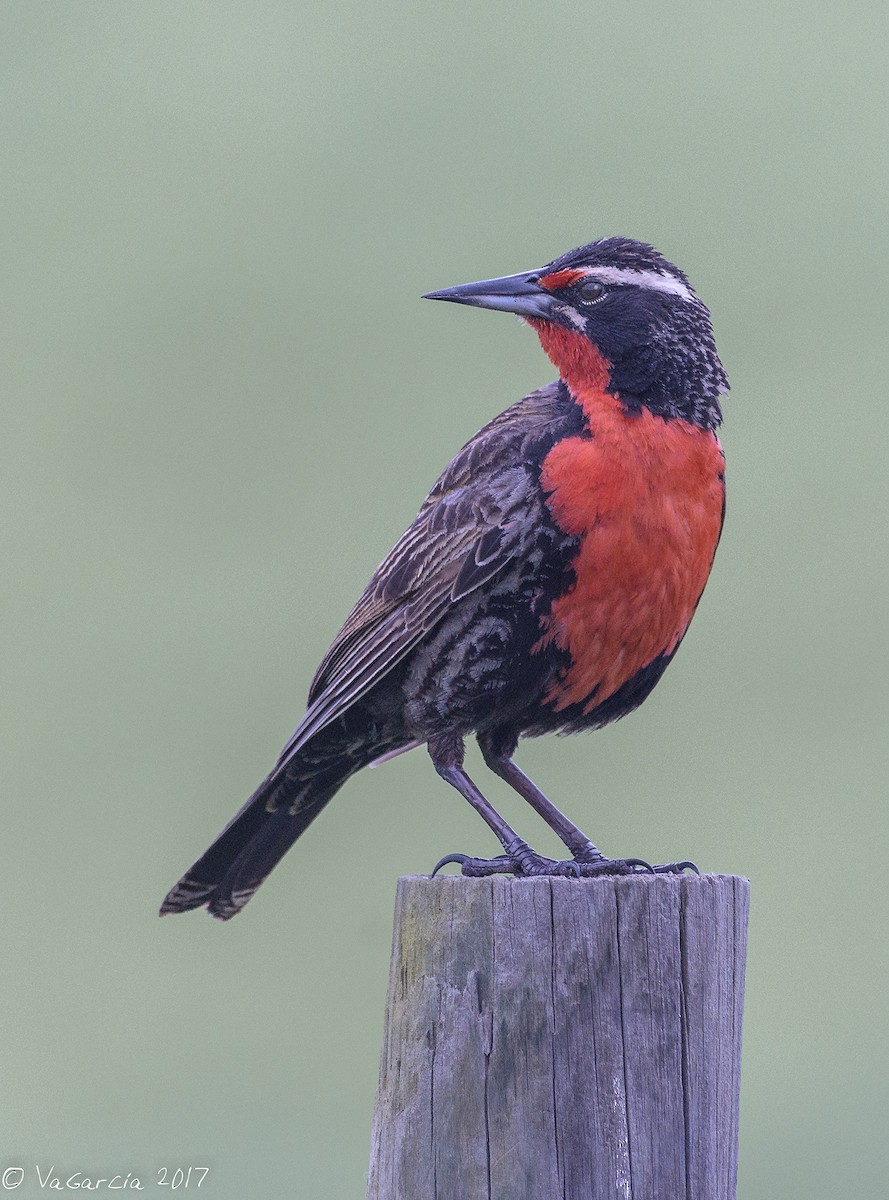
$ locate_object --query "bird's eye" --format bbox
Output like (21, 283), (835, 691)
(577, 279), (606, 304)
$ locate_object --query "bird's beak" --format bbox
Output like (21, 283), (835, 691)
(423, 270), (556, 320)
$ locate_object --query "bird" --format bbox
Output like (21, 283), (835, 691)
(161, 236), (728, 920)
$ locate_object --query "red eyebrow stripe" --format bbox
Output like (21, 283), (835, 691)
(538, 268), (587, 291)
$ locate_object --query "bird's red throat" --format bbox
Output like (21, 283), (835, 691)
(529, 321), (612, 398)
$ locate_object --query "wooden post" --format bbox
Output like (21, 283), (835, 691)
(367, 873), (749, 1200)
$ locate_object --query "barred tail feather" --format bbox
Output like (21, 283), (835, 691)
(160, 759), (354, 920)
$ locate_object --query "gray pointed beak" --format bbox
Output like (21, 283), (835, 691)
(423, 270), (556, 320)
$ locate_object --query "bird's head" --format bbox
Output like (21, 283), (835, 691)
(424, 237), (727, 429)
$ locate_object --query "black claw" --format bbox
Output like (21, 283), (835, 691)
(430, 853), (470, 877)
(649, 859), (701, 875)
(624, 857), (655, 873)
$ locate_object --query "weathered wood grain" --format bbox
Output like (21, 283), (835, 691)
(367, 873), (748, 1200)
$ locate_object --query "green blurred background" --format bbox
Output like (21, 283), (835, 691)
(2, 2), (886, 1196)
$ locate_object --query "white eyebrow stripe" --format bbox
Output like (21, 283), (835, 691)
(582, 266), (694, 301)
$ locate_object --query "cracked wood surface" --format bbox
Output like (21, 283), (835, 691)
(367, 873), (748, 1200)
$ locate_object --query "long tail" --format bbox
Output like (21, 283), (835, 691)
(160, 752), (360, 921)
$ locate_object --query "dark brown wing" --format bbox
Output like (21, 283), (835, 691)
(276, 381), (574, 766)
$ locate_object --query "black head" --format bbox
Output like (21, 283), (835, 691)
(424, 237), (728, 429)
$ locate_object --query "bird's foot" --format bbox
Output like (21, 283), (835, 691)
(431, 844), (700, 879)
(649, 859), (700, 875)
(571, 845), (700, 875)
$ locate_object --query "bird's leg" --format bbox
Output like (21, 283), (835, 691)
(476, 734), (699, 877)
(428, 734), (538, 876)
(479, 741), (605, 862)
(428, 734), (644, 878)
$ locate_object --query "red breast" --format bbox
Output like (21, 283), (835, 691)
(532, 326), (725, 713)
